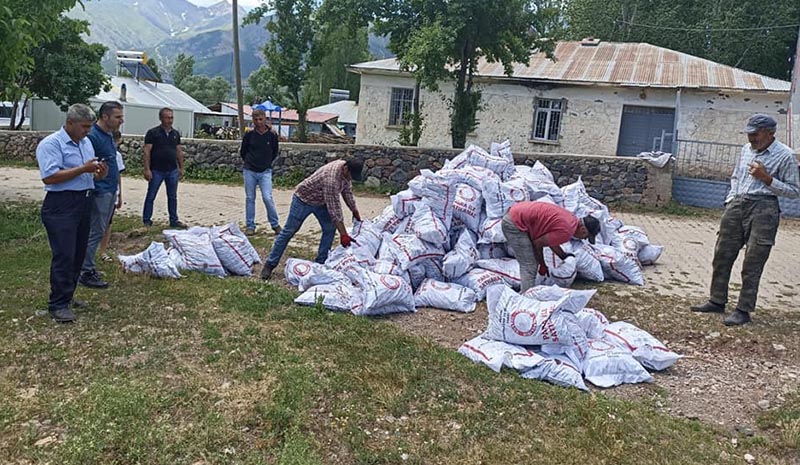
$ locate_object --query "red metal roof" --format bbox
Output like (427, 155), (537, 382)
(350, 41), (790, 92)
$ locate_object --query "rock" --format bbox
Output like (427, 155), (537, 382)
(744, 453), (755, 463)
(735, 425), (755, 437)
(719, 451), (730, 461)
(772, 343), (786, 351)
(365, 176), (381, 188)
(757, 400), (770, 410)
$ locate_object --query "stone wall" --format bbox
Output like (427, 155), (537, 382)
(0, 130), (672, 206)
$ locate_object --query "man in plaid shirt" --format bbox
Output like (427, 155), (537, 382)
(691, 114), (800, 326)
(260, 159), (364, 279)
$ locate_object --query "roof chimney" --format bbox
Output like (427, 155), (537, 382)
(581, 37), (601, 46)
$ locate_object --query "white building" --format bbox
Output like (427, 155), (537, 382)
(309, 100), (358, 137)
(30, 76), (213, 137)
(349, 40), (794, 154)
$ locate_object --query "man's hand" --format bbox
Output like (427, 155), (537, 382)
(353, 209), (362, 222)
(93, 161), (109, 180)
(82, 158), (101, 174)
(538, 262), (549, 277)
(144, 168), (152, 182)
(748, 161), (772, 185)
(341, 234), (358, 248)
(115, 196), (123, 209)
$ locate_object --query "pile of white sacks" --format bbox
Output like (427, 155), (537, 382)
(118, 223), (262, 278)
(284, 141), (678, 389)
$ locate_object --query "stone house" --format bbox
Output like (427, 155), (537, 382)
(349, 39), (795, 154)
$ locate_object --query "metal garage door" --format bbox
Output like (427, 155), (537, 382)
(617, 105), (676, 156)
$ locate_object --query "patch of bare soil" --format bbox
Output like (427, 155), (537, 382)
(384, 286), (800, 436)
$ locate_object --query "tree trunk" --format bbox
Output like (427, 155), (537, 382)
(450, 42), (471, 149)
(297, 108), (308, 143)
(411, 80), (422, 146)
(8, 101), (18, 130)
(14, 96), (28, 130)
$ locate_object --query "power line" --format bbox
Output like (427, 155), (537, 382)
(617, 20), (800, 33)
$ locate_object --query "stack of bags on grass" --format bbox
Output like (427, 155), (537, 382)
(458, 285), (681, 390)
(286, 140), (663, 316)
(118, 224), (261, 278)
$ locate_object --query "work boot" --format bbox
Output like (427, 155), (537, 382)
(690, 301), (725, 313)
(245, 227), (256, 236)
(260, 263), (274, 280)
(273, 225), (282, 235)
(143, 219), (153, 227)
(50, 307), (76, 323)
(724, 309), (751, 326)
(71, 299), (88, 309)
(79, 270), (109, 289)
(170, 220), (188, 229)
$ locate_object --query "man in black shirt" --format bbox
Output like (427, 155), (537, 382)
(240, 108), (281, 235)
(142, 107), (186, 228)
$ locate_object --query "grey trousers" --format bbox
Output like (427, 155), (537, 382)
(709, 197), (780, 313)
(82, 191), (117, 273)
(502, 214), (539, 292)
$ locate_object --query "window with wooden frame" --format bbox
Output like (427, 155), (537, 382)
(531, 98), (566, 142)
(388, 87), (415, 126)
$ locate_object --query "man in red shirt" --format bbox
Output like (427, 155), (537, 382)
(502, 201), (600, 291)
(260, 158), (363, 280)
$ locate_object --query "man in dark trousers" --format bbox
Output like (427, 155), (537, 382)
(691, 114), (800, 326)
(502, 201), (600, 292)
(240, 108), (281, 236)
(36, 104), (108, 323)
(78, 101), (124, 289)
(142, 107), (186, 228)
(260, 159), (364, 280)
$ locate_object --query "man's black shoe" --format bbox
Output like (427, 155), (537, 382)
(50, 307), (76, 323)
(143, 220), (153, 227)
(260, 263), (274, 280)
(71, 299), (88, 309)
(724, 309), (751, 326)
(690, 301), (725, 313)
(170, 220), (188, 229)
(79, 270), (108, 289)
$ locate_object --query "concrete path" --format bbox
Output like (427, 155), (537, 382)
(2, 167), (798, 312)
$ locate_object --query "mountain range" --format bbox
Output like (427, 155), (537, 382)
(68, 0), (392, 84)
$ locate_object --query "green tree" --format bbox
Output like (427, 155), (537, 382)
(565, 0), (800, 80)
(322, 0), (560, 148)
(171, 53), (194, 87)
(0, 0), (82, 103)
(246, 0), (316, 142)
(179, 75), (232, 106)
(245, 66), (282, 104)
(8, 15), (110, 129)
(306, 22), (371, 105)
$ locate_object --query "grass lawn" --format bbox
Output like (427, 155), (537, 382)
(0, 202), (794, 464)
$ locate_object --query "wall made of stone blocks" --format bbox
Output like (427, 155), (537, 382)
(0, 130), (672, 207)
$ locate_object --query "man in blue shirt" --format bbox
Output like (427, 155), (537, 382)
(79, 101), (125, 289)
(691, 114), (800, 326)
(36, 104), (108, 323)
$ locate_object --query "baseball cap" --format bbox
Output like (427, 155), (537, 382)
(744, 114), (777, 134)
(582, 216), (601, 244)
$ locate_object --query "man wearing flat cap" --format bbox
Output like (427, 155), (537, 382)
(691, 114), (800, 325)
(260, 158), (364, 280)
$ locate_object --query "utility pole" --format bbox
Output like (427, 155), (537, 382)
(232, 0), (246, 139)
(788, 25), (800, 149)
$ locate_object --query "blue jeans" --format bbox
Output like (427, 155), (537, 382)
(243, 168), (280, 230)
(142, 169), (179, 225)
(266, 195), (336, 267)
(82, 191), (116, 273)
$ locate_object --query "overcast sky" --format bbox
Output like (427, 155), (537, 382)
(187, 0), (262, 8)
